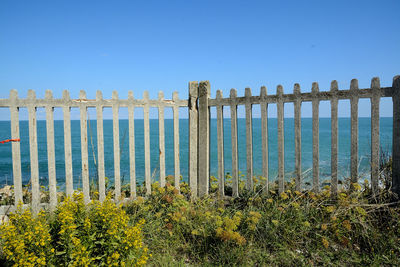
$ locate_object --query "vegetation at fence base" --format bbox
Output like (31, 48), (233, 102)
(1, 161), (400, 266)
(1, 181), (400, 266)
(0, 192), (150, 267)
(125, 179), (400, 266)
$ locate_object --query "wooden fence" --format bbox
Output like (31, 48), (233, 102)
(0, 76), (399, 214)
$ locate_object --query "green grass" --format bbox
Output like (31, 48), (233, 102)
(1, 172), (400, 266)
(124, 176), (400, 266)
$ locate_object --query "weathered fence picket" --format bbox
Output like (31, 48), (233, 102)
(112, 91), (121, 201)
(330, 81), (339, 195)
(27, 90), (40, 214)
(312, 83), (320, 192)
(198, 81), (210, 197)
(188, 82), (198, 197)
(0, 75), (399, 214)
(62, 91), (74, 197)
(245, 88), (253, 190)
(79, 91), (90, 204)
(371, 78), (380, 195)
(158, 91), (166, 188)
(96, 91), (106, 202)
(350, 79), (359, 185)
(45, 90), (57, 210)
(277, 85), (285, 193)
(230, 89), (239, 197)
(294, 84), (302, 192)
(9, 90), (22, 205)
(143, 91), (151, 195)
(216, 90), (224, 197)
(172, 92), (180, 191)
(393, 76), (400, 197)
(260, 86), (269, 193)
(128, 91), (136, 199)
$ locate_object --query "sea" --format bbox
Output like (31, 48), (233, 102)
(0, 118), (393, 189)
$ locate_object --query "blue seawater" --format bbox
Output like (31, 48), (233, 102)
(0, 118), (393, 189)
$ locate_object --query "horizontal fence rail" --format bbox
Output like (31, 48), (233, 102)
(0, 75), (399, 214)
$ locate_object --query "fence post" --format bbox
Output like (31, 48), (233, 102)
(392, 75), (400, 198)
(188, 81), (199, 198)
(198, 81), (210, 197)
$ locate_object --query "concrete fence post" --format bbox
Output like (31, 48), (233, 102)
(198, 81), (210, 197)
(392, 76), (400, 197)
(188, 81), (199, 198)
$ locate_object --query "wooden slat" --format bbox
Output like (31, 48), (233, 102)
(391, 76), (400, 197)
(112, 91), (121, 200)
(1, 87), (396, 109)
(27, 90), (40, 214)
(128, 91), (136, 199)
(62, 90), (73, 196)
(158, 91), (166, 187)
(216, 90), (225, 197)
(277, 85), (285, 193)
(230, 89), (239, 197)
(371, 77), (380, 195)
(294, 84), (302, 191)
(207, 87), (394, 106)
(143, 91), (151, 195)
(188, 82), (198, 198)
(245, 88), (253, 190)
(312, 82), (320, 192)
(172, 92), (180, 191)
(45, 90), (57, 210)
(260, 86), (269, 193)
(96, 91), (106, 202)
(198, 81), (210, 197)
(330, 81), (339, 195)
(9, 90), (23, 205)
(350, 79), (359, 184)
(79, 90), (90, 204)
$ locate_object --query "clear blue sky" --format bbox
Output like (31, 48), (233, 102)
(0, 0), (399, 119)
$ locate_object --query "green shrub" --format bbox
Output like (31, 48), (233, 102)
(0, 193), (150, 267)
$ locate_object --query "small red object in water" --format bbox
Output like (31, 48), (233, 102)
(0, 139), (20, 144)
